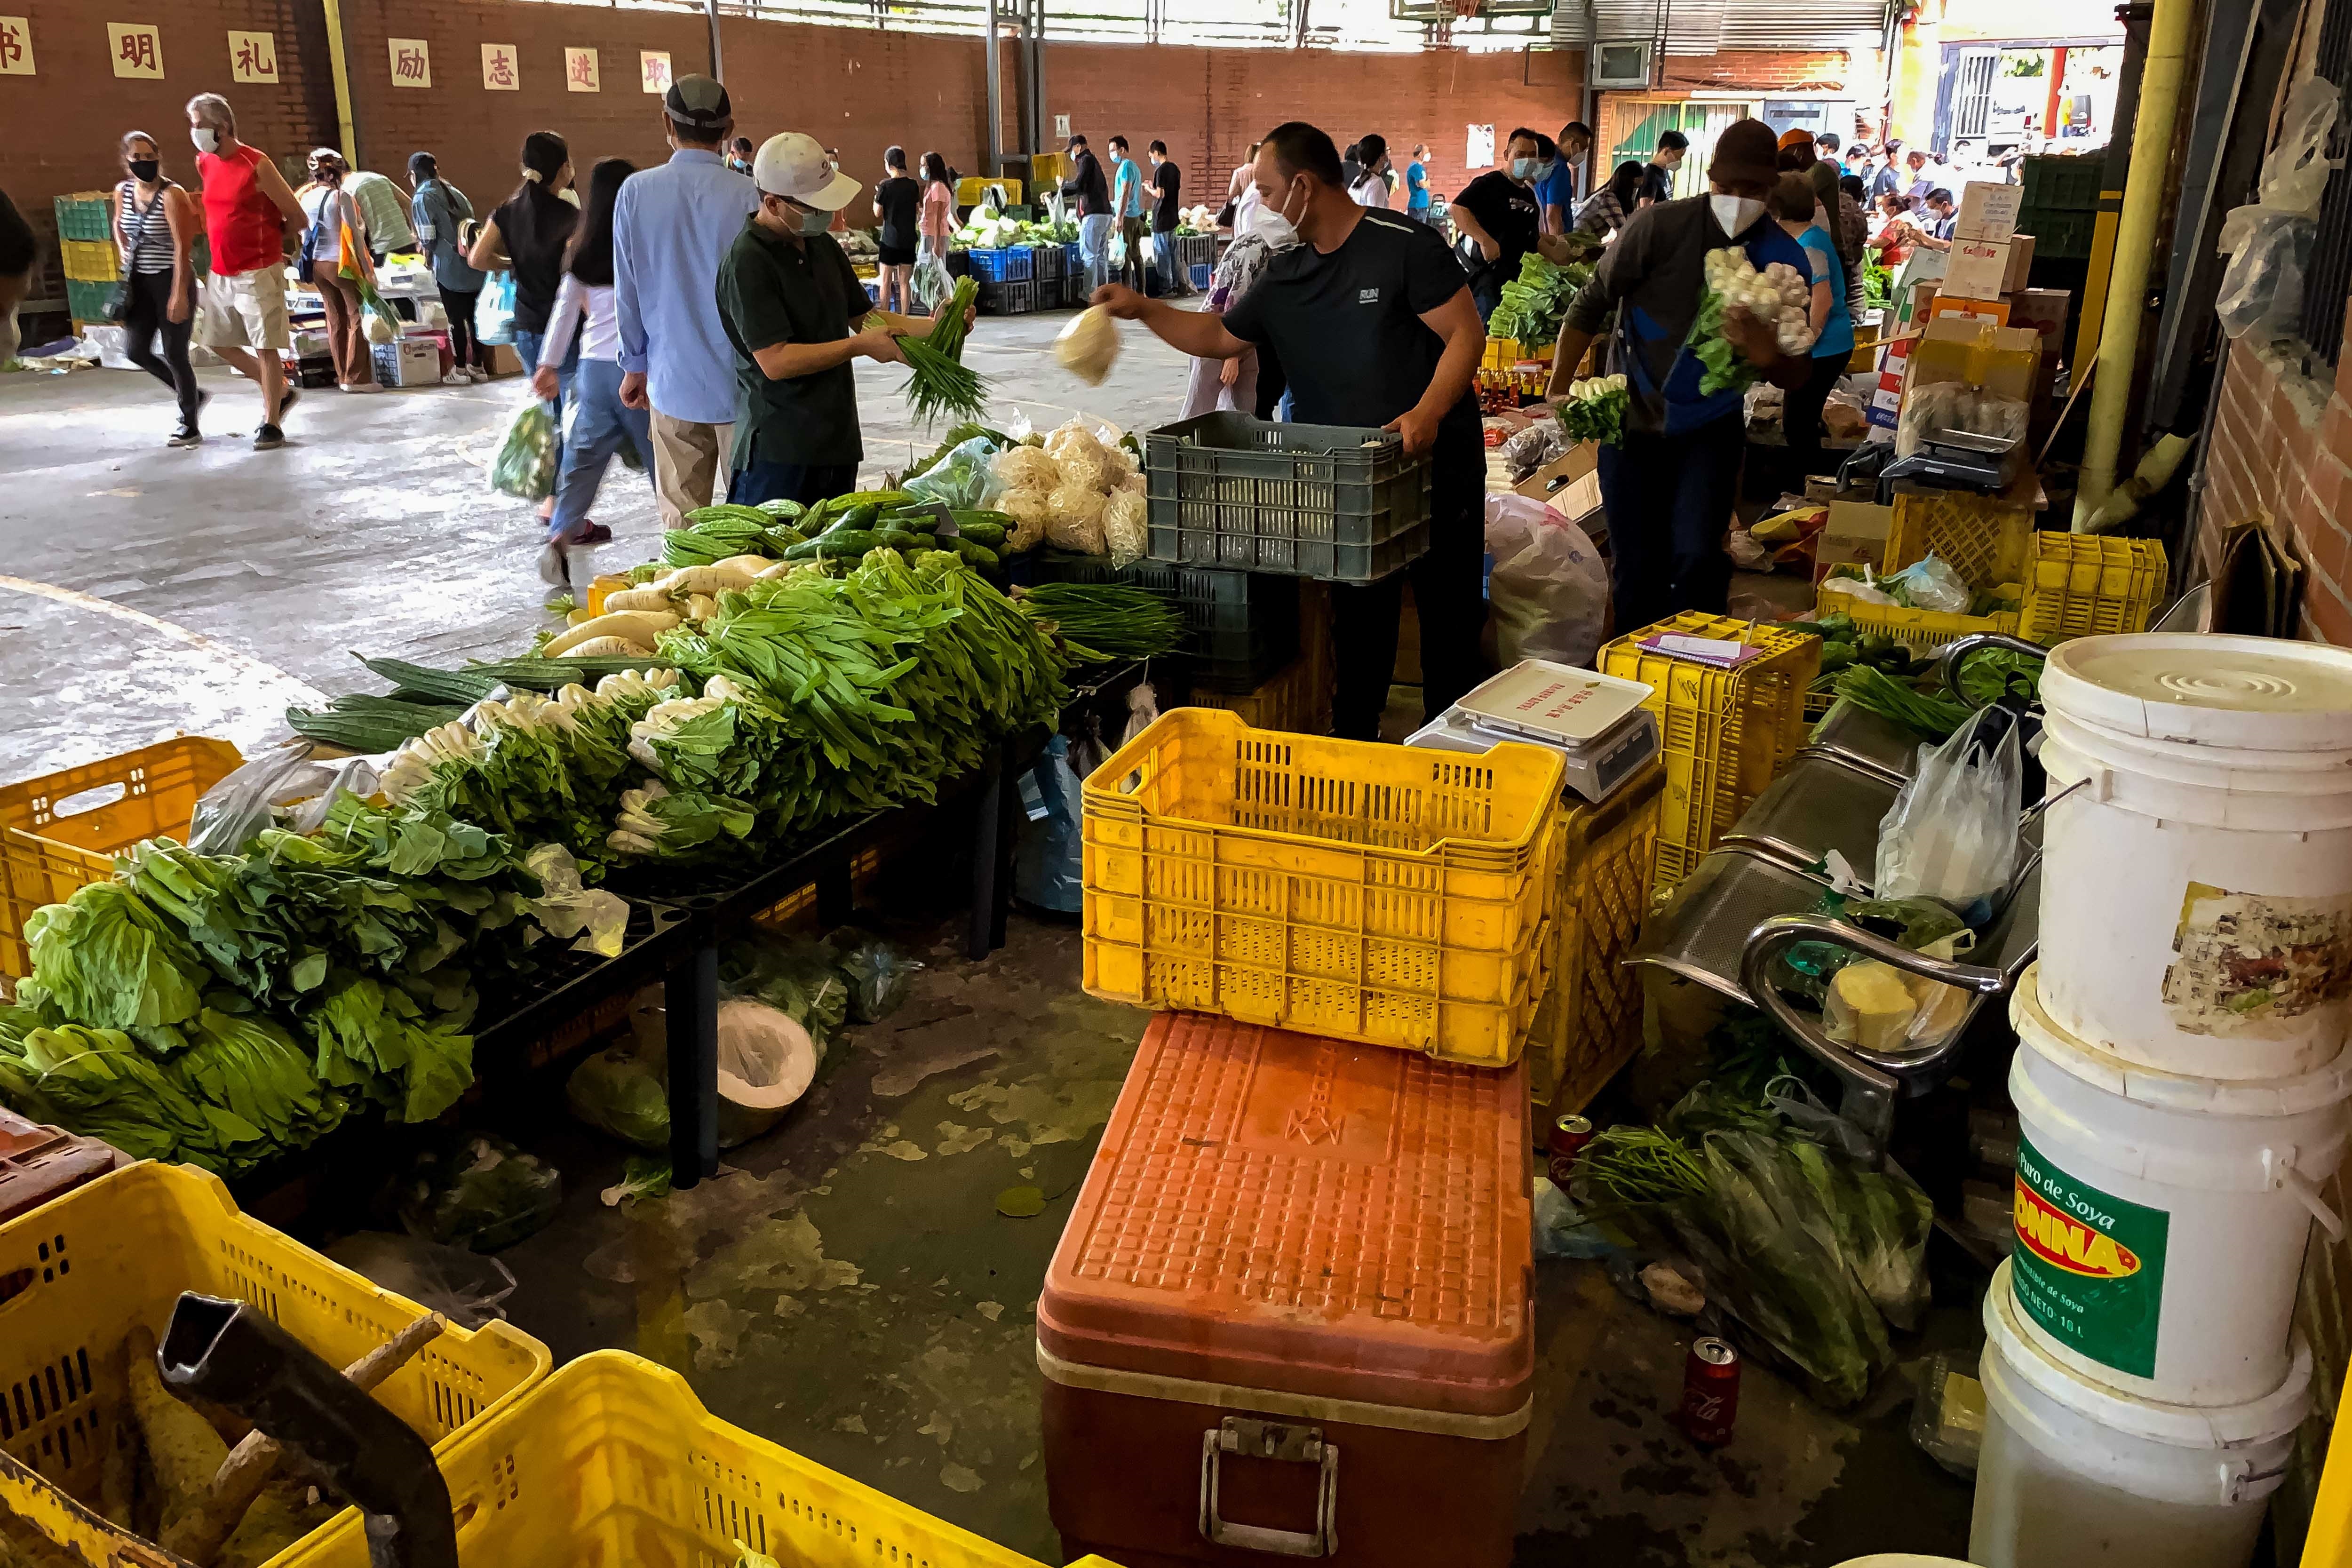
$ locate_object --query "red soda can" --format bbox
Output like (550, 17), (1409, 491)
(1678, 1337), (1740, 1447)
(1546, 1114), (1595, 1187)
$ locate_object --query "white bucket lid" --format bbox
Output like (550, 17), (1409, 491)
(1447, 659), (1652, 748)
(2012, 963), (2352, 1115)
(1985, 1259), (2313, 1448)
(2043, 634), (2352, 749)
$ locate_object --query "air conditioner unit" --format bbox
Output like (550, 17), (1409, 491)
(1591, 39), (1652, 88)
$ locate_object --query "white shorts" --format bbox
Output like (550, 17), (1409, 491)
(198, 266), (291, 352)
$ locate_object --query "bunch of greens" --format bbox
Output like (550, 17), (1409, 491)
(1954, 647), (2044, 708)
(1862, 259), (1892, 310)
(901, 278), (986, 427)
(1554, 374), (1630, 446)
(1018, 582), (1186, 661)
(1831, 663), (1975, 743)
(1486, 250), (1591, 350)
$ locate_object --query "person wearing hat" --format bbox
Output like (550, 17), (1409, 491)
(1543, 117), (1815, 629)
(613, 73), (759, 530)
(717, 133), (974, 508)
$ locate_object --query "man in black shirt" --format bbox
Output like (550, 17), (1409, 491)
(1642, 128), (1688, 206)
(870, 145), (921, 315)
(1450, 127), (1543, 321)
(1147, 139), (1187, 296)
(1059, 134), (1113, 292)
(1095, 120), (1488, 740)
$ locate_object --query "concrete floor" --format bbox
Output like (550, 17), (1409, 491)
(1, 311), (1975, 1564)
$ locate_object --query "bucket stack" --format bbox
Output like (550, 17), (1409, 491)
(1974, 634), (2352, 1568)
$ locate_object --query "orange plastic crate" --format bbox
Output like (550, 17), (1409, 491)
(0, 737), (242, 978)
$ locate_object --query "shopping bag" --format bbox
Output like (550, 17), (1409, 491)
(490, 398), (559, 501)
(1483, 494), (1608, 668)
(1874, 705), (2022, 911)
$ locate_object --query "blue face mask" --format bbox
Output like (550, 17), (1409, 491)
(1510, 157), (1540, 181)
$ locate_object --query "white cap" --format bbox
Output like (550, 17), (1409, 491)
(752, 132), (861, 210)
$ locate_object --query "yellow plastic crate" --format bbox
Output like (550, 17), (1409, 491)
(1816, 576), (2025, 653)
(59, 239), (119, 284)
(1883, 485), (2038, 596)
(1599, 613), (1819, 900)
(957, 175), (1023, 205)
(2017, 533), (2167, 642)
(1482, 336), (1551, 370)
(1080, 708), (1569, 1064)
(0, 1162), (549, 1567)
(1525, 760), (1663, 1114)
(0, 737), (243, 979)
(281, 1351), (1098, 1568)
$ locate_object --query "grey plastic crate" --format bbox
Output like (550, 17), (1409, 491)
(1142, 412), (1431, 582)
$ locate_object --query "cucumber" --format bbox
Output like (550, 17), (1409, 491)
(462, 655), (671, 690)
(354, 655), (500, 706)
(821, 504), (881, 537)
(952, 521), (1007, 548)
(814, 530), (883, 558)
(878, 507), (942, 532)
(872, 529), (928, 551)
(763, 525), (808, 551)
(944, 536), (1001, 568)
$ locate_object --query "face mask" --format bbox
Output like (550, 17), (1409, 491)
(1510, 157), (1540, 181)
(1710, 193), (1764, 233)
(790, 203), (830, 236)
(1252, 181), (1303, 251)
(130, 159), (159, 183)
(191, 127), (219, 154)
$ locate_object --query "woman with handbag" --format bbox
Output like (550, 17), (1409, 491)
(301, 150), (379, 393)
(112, 131), (203, 445)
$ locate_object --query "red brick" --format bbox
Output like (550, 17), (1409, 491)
(2311, 451), (2350, 530)
(2303, 515), (2351, 591)
(2306, 579), (2352, 647)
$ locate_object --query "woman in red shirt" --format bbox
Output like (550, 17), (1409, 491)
(186, 92), (305, 449)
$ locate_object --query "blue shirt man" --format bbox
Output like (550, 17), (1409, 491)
(1406, 145), (1431, 215)
(615, 73), (760, 528)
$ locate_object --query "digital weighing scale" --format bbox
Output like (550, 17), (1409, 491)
(1405, 660), (1660, 803)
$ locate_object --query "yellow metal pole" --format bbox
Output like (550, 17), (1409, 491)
(2071, 0), (2194, 529)
(2307, 1405), (2352, 1567)
(320, 0), (358, 165)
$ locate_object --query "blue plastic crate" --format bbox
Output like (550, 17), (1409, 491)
(1190, 263), (1213, 290)
(967, 246), (1034, 283)
(1065, 240), (1086, 275)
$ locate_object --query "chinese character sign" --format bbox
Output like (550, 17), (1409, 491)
(226, 29), (277, 84)
(480, 42), (517, 90)
(639, 50), (670, 94)
(564, 46), (598, 92)
(388, 36), (429, 88)
(0, 16), (32, 76)
(108, 22), (162, 78)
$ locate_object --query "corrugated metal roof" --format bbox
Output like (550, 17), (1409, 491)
(1556, 0), (1886, 53)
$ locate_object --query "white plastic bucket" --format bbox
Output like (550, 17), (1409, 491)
(2008, 964), (2350, 1404)
(2035, 633), (2352, 1080)
(1972, 1262), (2310, 1568)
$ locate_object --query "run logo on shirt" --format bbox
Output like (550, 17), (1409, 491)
(1359, 287), (1381, 304)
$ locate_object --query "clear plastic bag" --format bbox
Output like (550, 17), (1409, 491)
(1484, 494), (1609, 668)
(1015, 734), (1085, 914)
(566, 1042), (669, 1150)
(1875, 705), (2022, 909)
(188, 751), (362, 854)
(521, 843), (628, 956)
(715, 996), (819, 1146)
(491, 398), (558, 501)
(832, 933), (920, 1024)
(903, 432), (1006, 510)
(2217, 78), (2343, 342)
(383, 1130), (563, 1252)
(325, 1231), (518, 1328)
(717, 932), (851, 1043)
(1884, 555), (1970, 614)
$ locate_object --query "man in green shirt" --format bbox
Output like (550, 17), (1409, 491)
(716, 131), (961, 506)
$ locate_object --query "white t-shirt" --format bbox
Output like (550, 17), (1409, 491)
(1350, 173), (1392, 209)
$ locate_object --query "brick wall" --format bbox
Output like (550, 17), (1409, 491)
(2195, 322), (2352, 644)
(1653, 48), (1849, 93)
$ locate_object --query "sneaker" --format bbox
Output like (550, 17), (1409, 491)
(167, 426), (202, 448)
(254, 422), (285, 451)
(575, 522), (614, 546)
(536, 540), (569, 587)
(442, 370), (472, 386)
(467, 366), (490, 383)
(341, 381), (385, 394)
(275, 387), (300, 425)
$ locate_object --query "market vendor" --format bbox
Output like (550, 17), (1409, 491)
(1093, 119), (1487, 741)
(1545, 117), (1814, 631)
(716, 131), (971, 507)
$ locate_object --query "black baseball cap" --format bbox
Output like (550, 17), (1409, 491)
(665, 74), (731, 132)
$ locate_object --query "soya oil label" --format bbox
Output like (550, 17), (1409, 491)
(2012, 1135), (2171, 1378)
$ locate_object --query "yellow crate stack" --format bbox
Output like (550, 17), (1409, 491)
(2017, 533), (2167, 642)
(0, 1163), (549, 1567)
(1524, 760), (1664, 1113)
(1883, 484), (2036, 596)
(1600, 613), (1818, 901)
(1079, 708), (1568, 1065)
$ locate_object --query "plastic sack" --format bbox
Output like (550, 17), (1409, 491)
(1484, 494), (1609, 668)
(1055, 308), (1121, 386)
(567, 1042), (669, 1150)
(491, 398), (558, 501)
(325, 1231), (518, 1328)
(904, 432), (1006, 510)
(1015, 734), (1085, 914)
(715, 996), (819, 1146)
(384, 1130), (563, 1252)
(522, 843), (628, 956)
(833, 933), (919, 1024)
(913, 252), (955, 314)
(477, 271), (516, 346)
(1875, 705), (2023, 909)
(2217, 82), (2342, 341)
(189, 750), (348, 854)
(1884, 555), (1970, 614)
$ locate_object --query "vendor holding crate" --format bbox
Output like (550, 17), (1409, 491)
(1092, 120), (1488, 741)
(1545, 117), (1814, 631)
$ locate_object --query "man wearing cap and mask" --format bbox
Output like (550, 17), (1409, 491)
(614, 73), (760, 529)
(1093, 120), (1488, 743)
(1545, 117), (1813, 629)
(717, 133), (975, 508)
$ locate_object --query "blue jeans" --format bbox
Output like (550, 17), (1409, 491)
(730, 460), (858, 509)
(1078, 214), (1114, 294)
(1595, 412), (1743, 632)
(512, 327), (580, 489)
(548, 358), (653, 542)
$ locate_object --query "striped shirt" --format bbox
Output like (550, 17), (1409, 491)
(117, 180), (176, 274)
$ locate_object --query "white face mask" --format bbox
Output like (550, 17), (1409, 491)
(1251, 181), (1303, 251)
(1709, 193), (1764, 234)
(191, 126), (220, 154)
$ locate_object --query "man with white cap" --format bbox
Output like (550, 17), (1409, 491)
(717, 133), (971, 507)
(614, 72), (759, 528)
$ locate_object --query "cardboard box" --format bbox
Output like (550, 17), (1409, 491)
(370, 339), (440, 388)
(1941, 238), (2014, 305)
(2004, 287), (2069, 355)
(1905, 315), (2044, 405)
(1929, 294), (2011, 328)
(1955, 181), (2023, 243)
(1814, 500), (1894, 581)
(2000, 234), (2034, 292)
(1514, 440), (1601, 523)
(487, 342), (524, 377)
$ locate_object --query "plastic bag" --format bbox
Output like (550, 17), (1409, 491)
(1015, 734), (1085, 914)
(913, 251), (955, 314)
(384, 1130), (563, 1252)
(189, 750), (351, 854)
(1884, 555), (1970, 614)
(1102, 489), (1147, 567)
(491, 398), (558, 501)
(903, 432), (1006, 510)
(833, 933), (919, 1024)
(2215, 81), (2340, 342)
(522, 844), (629, 956)
(1483, 494), (1609, 668)
(477, 271), (516, 346)
(1875, 705), (2022, 909)
(325, 1231), (518, 1328)
(1055, 307), (1121, 386)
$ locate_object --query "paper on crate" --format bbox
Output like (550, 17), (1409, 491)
(1941, 238), (2014, 306)
(1955, 181), (2023, 243)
